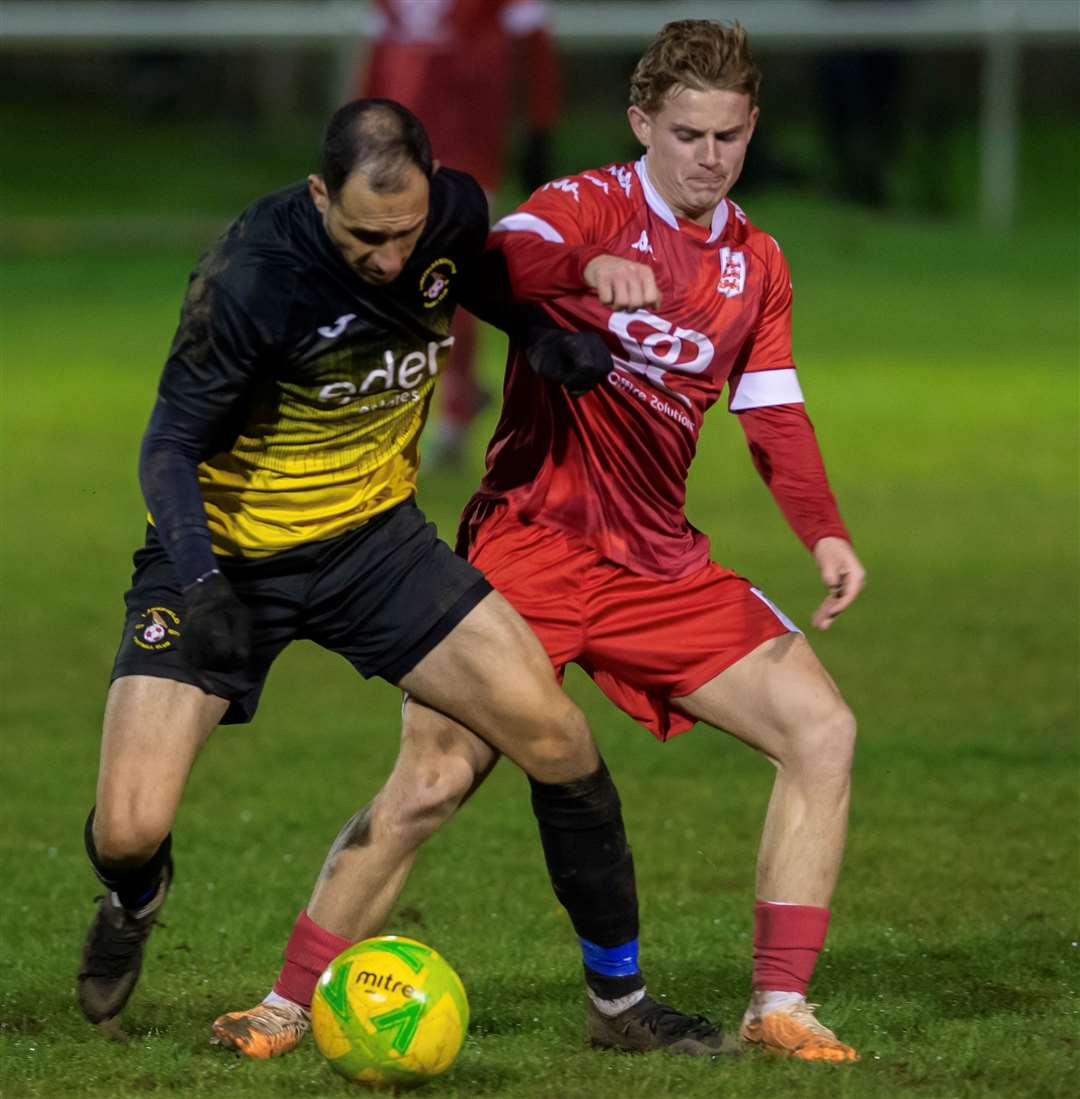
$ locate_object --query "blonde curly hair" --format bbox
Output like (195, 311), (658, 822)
(629, 20), (761, 112)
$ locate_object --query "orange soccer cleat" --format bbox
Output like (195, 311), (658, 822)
(212, 999), (310, 1059)
(740, 999), (858, 1062)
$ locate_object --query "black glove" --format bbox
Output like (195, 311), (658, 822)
(524, 328), (612, 397)
(519, 128), (552, 195)
(180, 569), (252, 678)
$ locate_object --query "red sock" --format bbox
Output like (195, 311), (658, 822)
(752, 901), (830, 995)
(272, 909), (352, 1010)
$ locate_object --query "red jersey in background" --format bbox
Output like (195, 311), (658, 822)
(360, 0), (560, 191)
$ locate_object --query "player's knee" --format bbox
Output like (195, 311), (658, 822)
(389, 754), (477, 843)
(794, 702), (857, 780)
(516, 700), (596, 783)
(93, 803), (171, 867)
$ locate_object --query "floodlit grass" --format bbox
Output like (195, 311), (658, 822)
(0, 108), (1077, 1098)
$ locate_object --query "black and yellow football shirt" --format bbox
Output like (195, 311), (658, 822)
(151, 168), (487, 561)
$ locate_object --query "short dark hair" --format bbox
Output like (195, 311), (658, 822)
(320, 99), (434, 198)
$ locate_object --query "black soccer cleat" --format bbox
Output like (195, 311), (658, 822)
(77, 860), (172, 1025)
(587, 993), (740, 1056)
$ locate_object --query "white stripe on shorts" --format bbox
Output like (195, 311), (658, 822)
(751, 587), (801, 634)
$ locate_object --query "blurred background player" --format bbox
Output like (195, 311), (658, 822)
(358, 0), (561, 465)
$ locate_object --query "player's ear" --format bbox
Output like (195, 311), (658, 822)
(308, 174), (330, 216)
(747, 104), (760, 142)
(627, 105), (651, 150)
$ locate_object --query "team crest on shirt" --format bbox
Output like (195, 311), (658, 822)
(716, 248), (746, 297)
(420, 257), (456, 308)
(133, 606), (181, 651)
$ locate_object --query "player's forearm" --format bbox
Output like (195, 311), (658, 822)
(138, 398), (219, 588)
(739, 404), (851, 551)
(456, 264), (550, 341)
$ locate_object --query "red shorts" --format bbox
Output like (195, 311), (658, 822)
(466, 507), (798, 740)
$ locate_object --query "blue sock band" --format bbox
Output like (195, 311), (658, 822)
(130, 883), (159, 909)
(579, 936), (640, 978)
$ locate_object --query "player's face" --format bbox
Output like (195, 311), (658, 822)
(308, 166), (430, 285)
(628, 87), (758, 226)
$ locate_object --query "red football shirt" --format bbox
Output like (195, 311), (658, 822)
(473, 158), (848, 579)
(359, 0), (559, 191)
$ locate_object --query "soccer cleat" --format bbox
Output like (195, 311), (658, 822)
(587, 994), (739, 1056)
(211, 1000), (311, 1059)
(740, 999), (858, 1062)
(77, 861), (172, 1026)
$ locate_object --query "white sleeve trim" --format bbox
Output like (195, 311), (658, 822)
(729, 367), (804, 411)
(491, 212), (565, 243)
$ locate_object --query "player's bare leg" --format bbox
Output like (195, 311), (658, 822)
(398, 591), (599, 780)
(79, 676), (227, 1031)
(674, 631), (858, 1061)
(216, 593), (736, 1059)
(400, 594), (740, 1056)
(216, 589), (591, 1060)
(306, 700), (499, 939)
(212, 703), (497, 1058)
(398, 619), (738, 1057)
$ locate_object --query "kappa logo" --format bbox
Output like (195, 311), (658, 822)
(133, 606), (181, 652)
(630, 230), (654, 257)
(318, 313), (357, 340)
(716, 248), (746, 297)
(606, 164), (634, 197)
(420, 256), (456, 308)
(583, 173), (610, 195)
(544, 178), (580, 202)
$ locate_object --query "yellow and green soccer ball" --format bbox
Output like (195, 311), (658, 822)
(311, 935), (469, 1088)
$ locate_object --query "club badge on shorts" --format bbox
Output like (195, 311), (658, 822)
(133, 606), (181, 651)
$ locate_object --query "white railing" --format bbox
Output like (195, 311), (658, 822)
(1, 0), (1077, 229)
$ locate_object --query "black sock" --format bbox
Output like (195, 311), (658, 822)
(583, 966), (646, 1001)
(528, 759), (645, 999)
(84, 807), (172, 911)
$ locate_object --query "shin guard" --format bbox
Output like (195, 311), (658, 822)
(529, 759), (642, 996)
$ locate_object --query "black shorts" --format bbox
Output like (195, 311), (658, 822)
(111, 499), (491, 724)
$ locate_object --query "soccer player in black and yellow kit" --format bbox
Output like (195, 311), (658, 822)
(77, 100), (729, 1055)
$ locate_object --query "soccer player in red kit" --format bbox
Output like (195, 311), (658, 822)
(359, 0), (561, 460)
(217, 21), (865, 1063)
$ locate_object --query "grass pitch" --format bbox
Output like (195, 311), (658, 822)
(0, 109), (1077, 1098)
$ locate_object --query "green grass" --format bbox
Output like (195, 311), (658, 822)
(1, 108), (1078, 1098)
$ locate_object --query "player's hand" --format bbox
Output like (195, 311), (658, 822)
(583, 255), (662, 312)
(810, 537), (866, 631)
(524, 328), (612, 396)
(181, 570), (252, 675)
